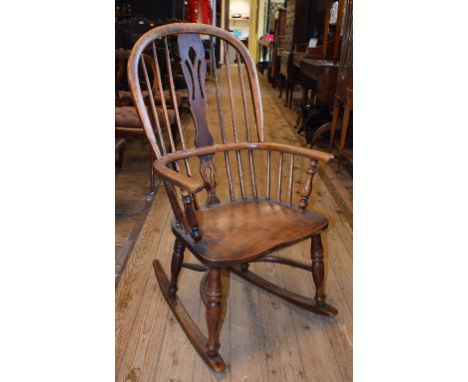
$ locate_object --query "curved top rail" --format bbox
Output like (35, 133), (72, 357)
(127, 23), (264, 158)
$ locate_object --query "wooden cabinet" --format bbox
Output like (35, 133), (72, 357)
(282, 0), (310, 51)
(279, 0), (311, 91)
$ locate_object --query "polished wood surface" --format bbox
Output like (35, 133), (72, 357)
(323, 0), (353, 164)
(116, 72), (352, 381)
(126, 23), (340, 373)
(294, 0), (349, 139)
(172, 200), (328, 265)
(300, 57), (339, 105)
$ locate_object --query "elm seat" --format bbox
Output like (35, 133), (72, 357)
(172, 200), (328, 265)
(118, 89), (184, 107)
(115, 106), (175, 129)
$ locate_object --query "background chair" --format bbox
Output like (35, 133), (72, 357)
(115, 137), (127, 170)
(116, 49), (180, 192)
(128, 23), (338, 372)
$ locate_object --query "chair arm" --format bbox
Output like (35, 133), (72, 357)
(255, 142), (334, 163)
(157, 141), (332, 164)
(154, 142), (332, 194)
(153, 159), (205, 194)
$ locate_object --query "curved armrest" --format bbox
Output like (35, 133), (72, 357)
(255, 142), (334, 162)
(153, 161), (205, 194)
(153, 142), (332, 193)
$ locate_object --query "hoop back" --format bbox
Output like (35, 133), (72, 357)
(127, 23), (264, 159)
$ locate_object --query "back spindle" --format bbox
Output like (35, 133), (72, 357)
(266, 150), (272, 200)
(210, 37), (235, 201)
(151, 41), (176, 155)
(163, 37), (193, 178)
(277, 151), (284, 202)
(141, 56), (167, 155)
(224, 41), (246, 199)
(288, 154), (295, 206)
(236, 52), (258, 198)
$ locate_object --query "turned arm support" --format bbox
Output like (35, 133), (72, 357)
(299, 159), (318, 211)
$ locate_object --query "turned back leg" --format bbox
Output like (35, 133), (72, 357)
(311, 234), (326, 306)
(169, 238), (185, 298)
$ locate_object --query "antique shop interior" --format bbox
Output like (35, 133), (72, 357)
(115, 0), (352, 379)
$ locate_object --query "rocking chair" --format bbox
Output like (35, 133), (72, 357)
(128, 23), (338, 373)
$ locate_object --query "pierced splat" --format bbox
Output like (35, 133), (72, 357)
(178, 34), (213, 148)
(178, 34), (220, 205)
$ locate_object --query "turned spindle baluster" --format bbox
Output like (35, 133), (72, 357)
(182, 191), (201, 241)
(164, 181), (189, 231)
(299, 159), (318, 211)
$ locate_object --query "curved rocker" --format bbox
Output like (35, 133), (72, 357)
(230, 264), (337, 317)
(153, 260), (227, 372)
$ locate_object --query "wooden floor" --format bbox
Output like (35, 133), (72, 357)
(115, 139), (158, 286)
(116, 72), (353, 381)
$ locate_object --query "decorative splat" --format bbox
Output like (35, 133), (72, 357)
(177, 33), (213, 149)
(178, 33), (220, 206)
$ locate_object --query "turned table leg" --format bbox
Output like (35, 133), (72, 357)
(337, 96), (352, 167)
(205, 268), (222, 358)
(329, 97), (340, 152)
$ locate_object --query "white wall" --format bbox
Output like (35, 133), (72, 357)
(230, 0), (251, 17)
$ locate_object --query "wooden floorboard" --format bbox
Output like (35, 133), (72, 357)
(115, 138), (159, 286)
(116, 70), (353, 381)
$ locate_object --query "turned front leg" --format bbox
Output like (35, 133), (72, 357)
(311, 234), (326, 305)
(205, 268), (222, 357)
(169, 238), (185, 298)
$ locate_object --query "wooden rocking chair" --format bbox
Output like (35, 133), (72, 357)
(128, 23), (338, 373)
